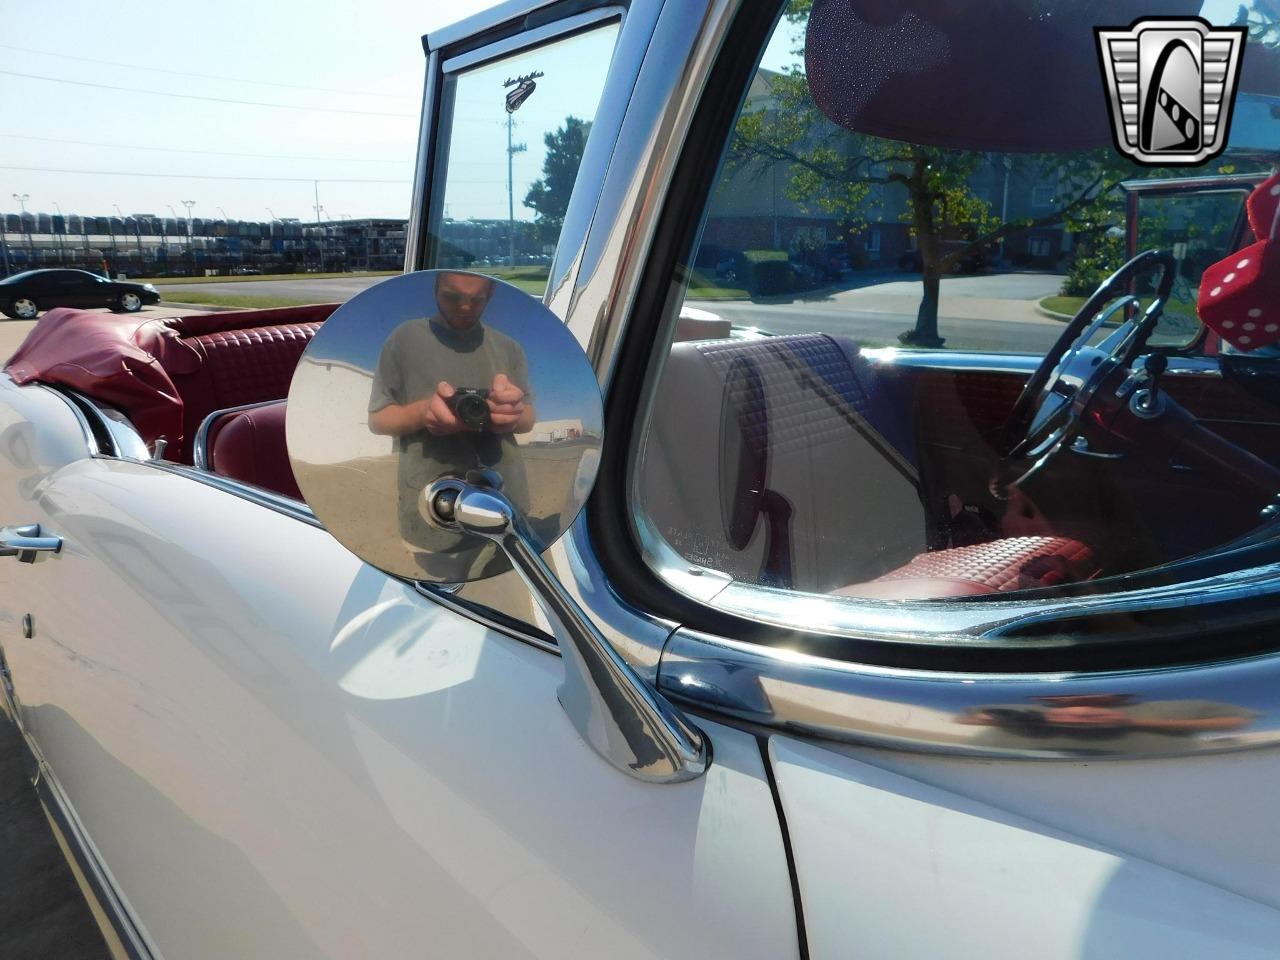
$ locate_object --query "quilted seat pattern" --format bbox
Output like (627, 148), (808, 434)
(836, 536), (1097, 600)
(169, 320), (321, 462)
(693, 334), (875, 454)
(189, 322), (321, 407)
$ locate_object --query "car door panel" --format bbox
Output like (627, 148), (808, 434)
(770, 736), (1280, 960)
(2, 450), (798, 959)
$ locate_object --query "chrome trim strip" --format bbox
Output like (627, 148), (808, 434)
(1, 699), (159, 959)
(404, 50), (440, 273)
(413, 582), (560, 656)
(143, 460), (321, 527)
(705, 562), (1280, 647)
(567, 0), (741, 372)
(1121, 173), (1264, 193)
(441, 8), (624, 74)
(61, 388), (152, 461)
(659, 627), (1280, 759)
(426, 0), (562, 51)
(861, 348), (1223, 378)
(35, 385), (100, 456)
(191, 399), (285, 471)
(33, 763), (160, 960)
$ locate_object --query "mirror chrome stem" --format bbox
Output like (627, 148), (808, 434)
(431, 481), (709, 783)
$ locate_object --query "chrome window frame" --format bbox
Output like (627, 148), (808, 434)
(408, 1), (628, 284)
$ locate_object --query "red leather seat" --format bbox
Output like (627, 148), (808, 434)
(207, 400), (301, 500)
(168, 322), (321, 462)
(834, 536), (1098, 600)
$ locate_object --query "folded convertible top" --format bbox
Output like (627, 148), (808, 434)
(4, 303), (338, 457)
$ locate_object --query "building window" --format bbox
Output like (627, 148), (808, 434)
(1032, 186), (1056, 209)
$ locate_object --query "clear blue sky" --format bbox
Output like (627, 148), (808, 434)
(1, 1), (503, 223)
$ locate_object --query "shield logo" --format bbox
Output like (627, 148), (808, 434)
(1096, 17), (1246, 166)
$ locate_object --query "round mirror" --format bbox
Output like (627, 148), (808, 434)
(287, 270), (604, 583)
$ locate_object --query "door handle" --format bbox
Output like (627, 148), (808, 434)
(0, 524), (62, 563)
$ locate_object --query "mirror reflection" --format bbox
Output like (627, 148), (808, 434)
(287, 270), (603, 583)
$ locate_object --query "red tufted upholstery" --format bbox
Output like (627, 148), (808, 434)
(834, 536), (1097, 600)
(5, 303), (337, 463)
(168, 322), (320, 463)
(207, 400), (300, 500)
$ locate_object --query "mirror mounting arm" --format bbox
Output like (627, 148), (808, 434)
(431, 480), (710, 784)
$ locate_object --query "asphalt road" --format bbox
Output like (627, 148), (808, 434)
(691, 271), (1067, 353)
(157, 270), (1070, 354)
(159, 275), (384, 302)
(0, 712), (112, 958)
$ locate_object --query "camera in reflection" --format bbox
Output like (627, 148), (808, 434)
(448, 387), (491, 429)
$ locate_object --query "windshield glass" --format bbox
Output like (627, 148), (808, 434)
(678, 0), (1278, 353)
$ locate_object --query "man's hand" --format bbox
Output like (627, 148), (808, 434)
(486, 373), (527, 433)
(420, 380), (468, 435)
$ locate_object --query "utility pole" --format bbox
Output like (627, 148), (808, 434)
(313, 180), (325, 271)
(506, 113), (526, 267)
(502, 71), (539, 268)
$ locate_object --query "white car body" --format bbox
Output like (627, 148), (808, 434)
(1, 1), (1278, 957)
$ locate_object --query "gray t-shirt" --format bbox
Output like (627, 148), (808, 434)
(369, 315), (531, 551)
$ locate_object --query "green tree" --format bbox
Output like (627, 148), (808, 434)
(729, 0), (1151, 346)
(524, 116), (592, 241)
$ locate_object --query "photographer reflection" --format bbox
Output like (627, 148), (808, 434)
(368, 271), (534, 567)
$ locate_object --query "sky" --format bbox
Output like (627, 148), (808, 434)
(1, 0), (505, 223)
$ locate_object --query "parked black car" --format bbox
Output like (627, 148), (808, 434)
(0, 269), (161, 320)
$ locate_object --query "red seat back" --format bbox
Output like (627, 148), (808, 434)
(168, 322), (321, 462)
(207, 400), (300, 500)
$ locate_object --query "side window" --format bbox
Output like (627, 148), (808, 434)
(426, 21), (619, 296)
(633, 3), (1280, 610)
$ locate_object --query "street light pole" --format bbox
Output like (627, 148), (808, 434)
(52, 201), (66, 266)
(181, 200), (196, 276)
(12, 193), (31, 267)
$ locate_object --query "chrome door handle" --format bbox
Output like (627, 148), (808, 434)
(0, 524), (62, 563)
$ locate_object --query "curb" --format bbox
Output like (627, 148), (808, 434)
(156, 300), (239, 313)
(1036, 303), (1075, 322)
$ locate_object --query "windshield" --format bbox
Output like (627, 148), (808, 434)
(679, 0), (1278, 354)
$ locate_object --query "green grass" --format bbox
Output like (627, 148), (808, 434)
(1039, 295), (1088, 317)
(141, 270), (398, 285)
(467, 265), (548, 296)
(687, 285), (750, 300)
(160, 292), (324, 309)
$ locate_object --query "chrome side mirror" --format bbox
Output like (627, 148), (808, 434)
(287, 270), (707, 783)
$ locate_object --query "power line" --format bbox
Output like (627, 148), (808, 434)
(0, 70), (417, 118)
(3, 134), (412, 164)
(0, 42), (417, 99)
(0, 164), (409, 184)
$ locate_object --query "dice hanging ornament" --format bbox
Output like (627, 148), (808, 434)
(1197, 172), (1280, 352)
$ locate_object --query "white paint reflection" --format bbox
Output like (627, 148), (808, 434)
(337, 598), (486, 700)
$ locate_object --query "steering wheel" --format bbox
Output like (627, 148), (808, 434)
(995, 249), (1177, 494)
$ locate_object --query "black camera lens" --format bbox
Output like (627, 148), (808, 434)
(450, 389), (491, 428)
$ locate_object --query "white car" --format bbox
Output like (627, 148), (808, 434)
(2, 2), (1280, 958)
